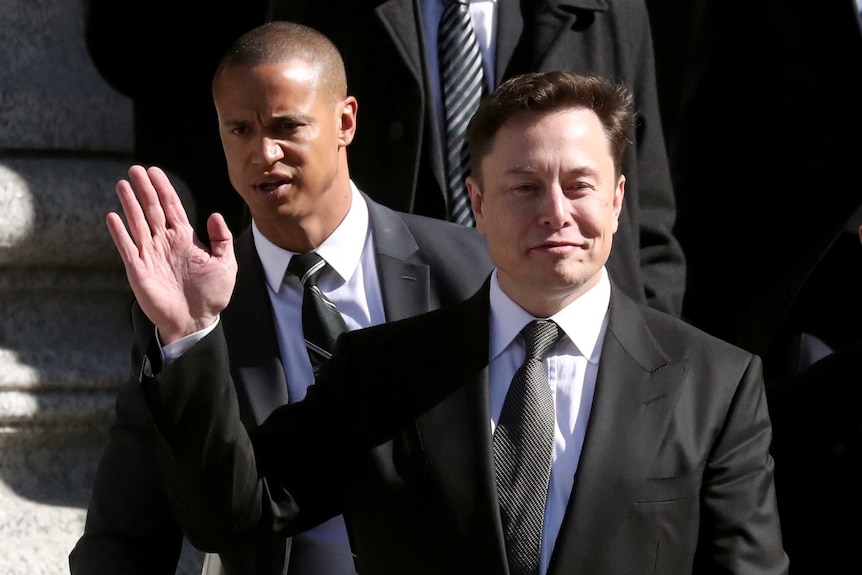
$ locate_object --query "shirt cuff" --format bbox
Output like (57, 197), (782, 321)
(158, 317), (220, 366)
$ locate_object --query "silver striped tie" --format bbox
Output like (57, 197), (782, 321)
(438, 0), (484, 226)
(287, 252), (348, 373)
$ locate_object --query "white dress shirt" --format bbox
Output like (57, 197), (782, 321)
(488, 267), (610, 575)
(255, 183), (385, 403)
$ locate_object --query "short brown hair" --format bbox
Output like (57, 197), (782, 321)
(466, 71), (635, 178)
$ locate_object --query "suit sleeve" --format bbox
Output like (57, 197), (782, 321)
(140, 320), (346, 551)
(694, 353), (789, 573)
(69, 305), (184, 575)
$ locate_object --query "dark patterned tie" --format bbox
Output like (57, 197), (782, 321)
(287, 252), (348, 373)
(493, 320), (561, 575)
(438, 0), (484, 226)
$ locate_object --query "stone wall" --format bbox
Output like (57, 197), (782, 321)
(0, 1), (200, 572)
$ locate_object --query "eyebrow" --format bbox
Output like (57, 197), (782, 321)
(222, 112), (310, 129)
(503, 165), (599, 178)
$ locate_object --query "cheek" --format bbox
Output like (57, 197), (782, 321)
(222, 141), (256, 172)
(483, 213), (525, 256)
(478, 206), (515, 239)
(576, 201), (615, 236)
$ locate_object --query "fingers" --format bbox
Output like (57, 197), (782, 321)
(147, 166), (192, 231)
(107, 164), (193, 264)
(114, 175), (153, 253)
(124, 164), (193, 235)
(126, 165), (167, 232)
(105, 211), (138, 267)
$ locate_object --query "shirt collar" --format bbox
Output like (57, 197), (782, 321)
(489, 266), (611, 362)
(253, 181), (370, 291)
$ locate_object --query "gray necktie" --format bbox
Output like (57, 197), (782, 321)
(438, 0), (484, 226)
(287, 252), (348, 373)
(493, 320), (561, 575)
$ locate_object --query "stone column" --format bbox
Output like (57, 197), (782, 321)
(0, 1), (199, 573)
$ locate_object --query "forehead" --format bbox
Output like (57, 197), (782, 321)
(484, 108), (612, 168)
(214, 60), (322, 108)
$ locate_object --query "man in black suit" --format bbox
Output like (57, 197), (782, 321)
(108, 68), (789, 573)
(668, 1), (862, 570)
(69, 22), (493, 575)
(269, 0), (686, 318)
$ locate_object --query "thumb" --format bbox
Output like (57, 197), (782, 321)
(206, 213), (234, 260)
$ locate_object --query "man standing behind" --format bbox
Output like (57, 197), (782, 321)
(108, 71), (788, 574)
(69, 22), (493, 575)
(269, 0), (686, 318)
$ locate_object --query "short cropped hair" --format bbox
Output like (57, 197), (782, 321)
(213, 21), (347, 105)
(466, 71), (635, 179)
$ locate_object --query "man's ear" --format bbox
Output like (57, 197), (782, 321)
(338, 96), (358, 146)
(611, 174), (626, 233)
(466, 176), (484, 229)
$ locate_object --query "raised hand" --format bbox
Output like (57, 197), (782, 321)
(106, 165), (238, 344)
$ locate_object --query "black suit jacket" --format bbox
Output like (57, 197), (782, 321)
(142, 279), (789, 574)
(669, 4), (862, 569)
(670, 0), (862, 362)
(269, 0), (686, 317)
(69, 195), (494, 575)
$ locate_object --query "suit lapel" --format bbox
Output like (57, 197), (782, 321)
(549, 287), (688, 574)
(375, 0), (424, 86)
(409, 285), (509, 573)
(366, 196), (435, 321)
(221, 230), (290, 426)
(495, 0), (526, 84)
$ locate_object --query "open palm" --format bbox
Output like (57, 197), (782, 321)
(106, 165), (238, 344)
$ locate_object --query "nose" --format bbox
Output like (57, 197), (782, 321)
(257, 136), (284, 165)
(539, 185), (573, 229)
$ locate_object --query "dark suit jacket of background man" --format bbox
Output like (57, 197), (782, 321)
(269, 0), (686, 318)
(670, 0), (862, 375)
(142, 277), (788, 575)
(69, 195), (495, 575)
(668, 1), (862, 570)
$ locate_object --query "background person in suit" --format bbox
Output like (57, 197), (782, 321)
(109, 70), (788, 574)
(69, 22), (493, 575)
(668, 1), (862, 570)
(268, 0), (686, 319)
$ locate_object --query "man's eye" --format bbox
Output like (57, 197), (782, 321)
(512, 184), (538, 193)
(276, 121), (301, 132)
(565, 182), (593, 195)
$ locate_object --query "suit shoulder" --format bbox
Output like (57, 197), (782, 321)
(398, 211), (486, 243)
(637, 303), (756, 362)
(396, 211), (492, 265)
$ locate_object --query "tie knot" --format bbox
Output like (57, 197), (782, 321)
(521, 320), (560, 361)
(287, 251), (327, 286)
